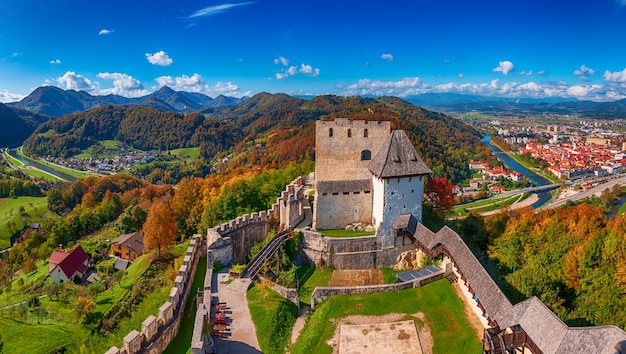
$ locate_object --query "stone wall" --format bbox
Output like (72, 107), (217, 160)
(207, 177), (305, 265)
(310, 266), (445, 309)
(105, 234), (204, 354)
(191, 247), (218, 353)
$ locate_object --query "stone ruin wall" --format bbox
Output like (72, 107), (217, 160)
(207, 176), (305, 265)
(301, 230), (416, 269)
(104, 234), (204, 354)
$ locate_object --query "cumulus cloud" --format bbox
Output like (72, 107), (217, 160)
(155, 73), (249, 97)
(56, 71), (96, 92)
(275, 62), (320, 80)
(338, 76), (626, 101)
(96, 72), (149, 97)
(50, 59), (61, 64)
(274, 56), (289, 66)
(146, 51), (173, 66)
(0, 90), (25, 103)
(381, 53), (394, 62)
(574, 64), (595, 76)
(493, 61), (514, 75)
(98, 29), (113, 35)
(604, 68), (626, 82)
(188, 2), (256, 19)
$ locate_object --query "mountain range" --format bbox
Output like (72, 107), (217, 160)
(7, 86), (246, 118)
(405, 93), (626, 118)
(0, 102), (52, 147)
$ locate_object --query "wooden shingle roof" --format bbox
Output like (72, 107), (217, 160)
(368, 130), (431, 178)
(316, 179), (372, 194)
(412, 223), (626, 353)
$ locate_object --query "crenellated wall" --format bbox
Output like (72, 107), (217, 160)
(105, 234), (204, 354)
(191, 248), (216, 353)
(207, 177), (306, 265)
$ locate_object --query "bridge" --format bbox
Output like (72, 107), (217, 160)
(239, 230), (291, 279)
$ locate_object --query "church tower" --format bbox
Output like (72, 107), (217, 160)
(368, 130), (431, 247)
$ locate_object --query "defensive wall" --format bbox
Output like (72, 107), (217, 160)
(301, 230), (415, 269)
(104, 234), (204, 354)
(207, 176), (305, 265)
(310, 262), (449, 309)
(190, 247), (216, 354)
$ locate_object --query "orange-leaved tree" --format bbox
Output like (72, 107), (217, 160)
(142, 201), (177, 257)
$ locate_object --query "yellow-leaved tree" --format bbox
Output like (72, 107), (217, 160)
(142, 201), (177, 257)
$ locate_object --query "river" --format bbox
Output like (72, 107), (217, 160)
(8, 148), (77, 182)
(481, 135), (552, 209)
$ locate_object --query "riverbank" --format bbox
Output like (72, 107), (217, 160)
(488, 139), (558, 184)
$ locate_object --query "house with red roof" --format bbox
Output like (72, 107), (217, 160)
(48, 245), (89, 284)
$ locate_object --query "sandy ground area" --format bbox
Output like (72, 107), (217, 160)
(558, 188), (581, 199)
(328, 269), (383, 287)
(326, 313), (434, 354)
(452, 282), (485, 340)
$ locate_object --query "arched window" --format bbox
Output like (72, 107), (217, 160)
(348, 128), (352, 137)
(329, 128), (333, 137)
(361, 150), (371, 160)
(364, 128), (368, 138)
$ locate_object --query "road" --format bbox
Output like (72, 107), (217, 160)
(539, 175), (626, 210)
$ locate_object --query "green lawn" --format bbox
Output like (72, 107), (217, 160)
(3, 150), (24, 167)
(290, 279), (482, 354)
(169, 147), (200, 160)
(0, 196), (48, 249)
(164, 256), (208, 354)
(16, 148), (95, 179)
(296, 265), (332, 307)
(318, 229), (375, 238)
(248, 284), (299, 354)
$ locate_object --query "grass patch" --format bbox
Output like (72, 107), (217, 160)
(169, 147), (200, 160)
(381, 267), (403, 284)
(164, 256), (207, 354)
(296, 265), (332, 307)
(16, 149), (95, 179)
(3, 150), (24, 167)
(451, 193), (521, 217)
(248, 284), (299, 354)
(318, 229), (375, 238)
(290, 279), (481, 354)
(0, 196), (48, 249)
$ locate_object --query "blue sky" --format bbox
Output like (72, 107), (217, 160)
(2, 0), (626, 102)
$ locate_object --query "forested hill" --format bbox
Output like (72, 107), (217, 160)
(0, 102), (52, 147)
(21, 93), (489, 183)
(206, 93), (490, 182)
(22, 105), (243, 159)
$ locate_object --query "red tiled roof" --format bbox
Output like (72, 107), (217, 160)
(49, 245), (89, 279)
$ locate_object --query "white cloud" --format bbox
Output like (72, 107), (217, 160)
(155, 73), (250, 98)
(96, 72), (149, 97)
(342, 77), (424, 96)
(273, 56), (289, 66)
(50, 59), (61, 64)
(567, 85), (589, 97)
(517, 71), (532, 76)
(146, 51), (173, 66)
(493, 61), (514, 75)
(188, 2), (256, 19)
(574, 64), (595, 76)
(536, 70), (546, 75)
(98, 29), (113, 35)
(275, 62), (320, 80)
(457, 72), (464, 79)
(0, 90), (25, 103)
(604, 68), (626, 82)
(12, 52), (22, 57)
(381, 53), (394, 62)
(56, 71), (96, 92)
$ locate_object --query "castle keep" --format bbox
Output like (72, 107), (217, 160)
(309, 118), (431, 268)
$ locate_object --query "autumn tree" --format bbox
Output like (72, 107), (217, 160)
(425, 176), (456, 218)
(142, 201), (177, 257)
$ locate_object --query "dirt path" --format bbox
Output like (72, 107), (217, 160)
(451, 282), (485, 340)
(290, 305), (310, 344)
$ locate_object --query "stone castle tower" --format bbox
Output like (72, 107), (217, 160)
(313, 118), (431, 252)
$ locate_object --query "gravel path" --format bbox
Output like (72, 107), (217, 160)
(211, 273), (261, 354)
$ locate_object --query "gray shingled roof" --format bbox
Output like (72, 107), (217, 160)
(392, 213), (417, 234)
(413, 223), (626, 354)
(316, 179), (372, 194)
(368, 130), (431, 178)
(113, 231), (145, 256)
